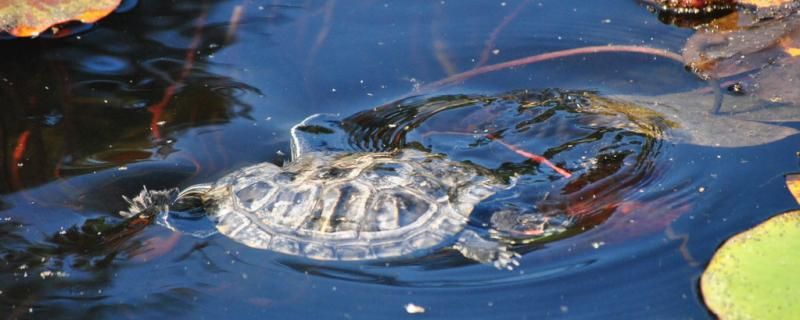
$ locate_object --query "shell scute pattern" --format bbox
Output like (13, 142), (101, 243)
(208, 149), (495, 261)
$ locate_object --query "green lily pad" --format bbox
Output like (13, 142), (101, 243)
(701, 210), (800, 319)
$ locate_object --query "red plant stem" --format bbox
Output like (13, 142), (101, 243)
(476, 0), (530, 67)
(485, 133), (572, 178)
(12, 130), (30, 162)
(10, 130), (30, 190)
(147, 12), (207, 140)
(423, 45), (684, 90)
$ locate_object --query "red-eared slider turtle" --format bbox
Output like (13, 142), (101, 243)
(122, 89), (797, 270)
(123, 114), (538, 269)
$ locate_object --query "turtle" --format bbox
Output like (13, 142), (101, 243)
(122, 86), (800, 271)
(123, 114), (558, 270)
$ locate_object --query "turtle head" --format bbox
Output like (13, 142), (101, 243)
(120, 187), (179, 219)
(290, 113), (352, 161)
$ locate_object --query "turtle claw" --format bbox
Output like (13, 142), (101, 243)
(493, 250), (522, 271)
(455, 229), (521, 270)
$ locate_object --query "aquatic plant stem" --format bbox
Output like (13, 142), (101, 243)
(476, 0), (530, 67)
(225, 5), (244, 43)
(485, 133), (572, 178)
(147, 8), (207, 140)
(423, 45), (685, 90)
(10, 130), (30, 190)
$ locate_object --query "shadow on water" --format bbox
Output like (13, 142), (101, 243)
(0, 1), (261, 195)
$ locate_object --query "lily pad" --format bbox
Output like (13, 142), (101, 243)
(0, 0), (121, 37)
(701, 209), (800, 319)
(785, 173), (800, 204)
(615, 92), (798, 147)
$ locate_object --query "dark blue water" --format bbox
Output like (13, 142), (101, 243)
(2, 1), (799, 319)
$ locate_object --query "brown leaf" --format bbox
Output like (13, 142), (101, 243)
(0, 0), (121, 37)
(739, 0), (795, 8)
(749, 56), (800, 103)
(644, 0), (736, 11)
(682, 14), (800, 79)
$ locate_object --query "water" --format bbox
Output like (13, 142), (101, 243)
(1, 1), (799, 319)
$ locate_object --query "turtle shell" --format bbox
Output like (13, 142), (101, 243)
(204, 149), (502, 261)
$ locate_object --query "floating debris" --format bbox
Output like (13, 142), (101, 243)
(404, 303), (426, 314)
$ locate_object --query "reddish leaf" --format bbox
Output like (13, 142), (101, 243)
(644, 0), (736, 12)
(645, 0), (794, 11)
(739, 0), (795, 7)
(0, 0), (121, 37)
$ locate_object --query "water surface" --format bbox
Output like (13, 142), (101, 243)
(1, 1), (799, 319)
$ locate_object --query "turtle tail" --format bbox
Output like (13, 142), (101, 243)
(120, 186), (179, 218)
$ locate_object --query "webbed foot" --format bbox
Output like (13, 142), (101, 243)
(453, 229), (521, 270)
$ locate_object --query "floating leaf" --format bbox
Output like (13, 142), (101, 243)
(644, 0), (736, 12)
(701, 210), (800, 319)
(680, 8), (800, 105)
(683, 13), (800, 79)
(645, 0), (796, 13)
(0, 0), (121, 37)
(785, 173), (800, 205)
(615, 92), (799, 147)
(739, 0), (794, 7)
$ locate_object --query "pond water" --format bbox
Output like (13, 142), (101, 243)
(2, 1), (799, 319)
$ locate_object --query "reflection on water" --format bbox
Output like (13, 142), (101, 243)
(334, 89), (672, 244)
(1, 0), (799, 319)
(0, 1), (258, 194)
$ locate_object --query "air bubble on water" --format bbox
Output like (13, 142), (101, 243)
(405, 303), (426, 314)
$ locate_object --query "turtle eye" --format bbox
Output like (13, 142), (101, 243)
(295, 124), (335, 134)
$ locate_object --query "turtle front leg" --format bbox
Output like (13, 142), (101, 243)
(453, 229), (520, 270)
